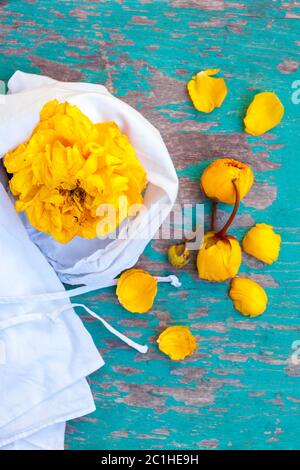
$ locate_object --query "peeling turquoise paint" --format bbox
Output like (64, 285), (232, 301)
(1, 0), (300, 450)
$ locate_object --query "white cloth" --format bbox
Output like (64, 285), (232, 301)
(0, 180), (149, 450)
(0, 183), (102, 449)
(0, 72), (178, 450)
(0, 71), (178, 286)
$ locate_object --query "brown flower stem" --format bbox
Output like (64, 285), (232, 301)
(216, 179), (240, 238)
(211, 200), (217, 231)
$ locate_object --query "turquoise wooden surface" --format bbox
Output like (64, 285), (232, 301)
(1, 0), (300, 450)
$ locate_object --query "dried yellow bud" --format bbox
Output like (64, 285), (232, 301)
(201, 158), (254, 205)
(197, 232), (242, 282)
(168, 243), (190, 268)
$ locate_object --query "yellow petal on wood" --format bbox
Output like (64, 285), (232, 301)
(244, 91), (284, 136)
(157, 326), (197, 361)
(116, 268), (157, 313)
(187, 68), (227, 113)
(229, 277), (268, 317)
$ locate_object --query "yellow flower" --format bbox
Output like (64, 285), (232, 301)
(116, 268), (157, 313)
(197, 231), (242, 282)
(242, 223), (281, 264)
(201, 158), (254, 204)
(187, 68), (227, 113)
(229, 277), (268, 317)
(244, 92), (284, 136)
(157, 326), (197, 361)
(168, 243), (190, 268)
(4, 100), (147, 244)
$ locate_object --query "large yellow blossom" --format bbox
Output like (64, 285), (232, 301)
(4, 100), (147, 243)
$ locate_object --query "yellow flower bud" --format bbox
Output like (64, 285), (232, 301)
(157, 326), (197, 361)
(201, 158), (254, 205)
(168, 243), (190, 268)
(187, 68), (227, 113)
(229, 277), (268, 317)
(242, 223), (281, 264)
(197, 231), (242, 282)
(244, 92), (284, 136)
(116, 269), (157, 313)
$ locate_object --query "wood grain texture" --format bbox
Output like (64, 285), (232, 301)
(1, 0), (300, 450)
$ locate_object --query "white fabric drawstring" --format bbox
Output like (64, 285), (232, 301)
(0, 274), (181, 353)
(155, 275), (182, 288)
(69, 304), (148, 354)
(0, 275), (181, 304)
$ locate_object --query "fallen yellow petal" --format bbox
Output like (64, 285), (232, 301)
(187, 68), (227, 113)
(242, 223), (281, 264)
(229, 277), (268, 317)
(116, 268), (157, 313)
(244, 92), (284, 136)
(157, 326), (197, 361)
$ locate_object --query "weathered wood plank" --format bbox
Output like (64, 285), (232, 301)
(0, 0), (299, 450)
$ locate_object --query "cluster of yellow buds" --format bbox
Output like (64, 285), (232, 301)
(172, 68), (284, 318)
(168, 156), (281, 319)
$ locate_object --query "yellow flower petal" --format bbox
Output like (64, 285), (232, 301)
(201, 158), (254, 205)
(39, 98), (59, 121)
(197, 232), (242, 282)
(242, 223), (281, 264)
(187, 68), (227, 113)
(116, 269), (157, 313)
(157, 326), (197, 361)
(229, 277), (268, 317)
(4, 101), (147, 244)
(244, 92), (284, 136)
